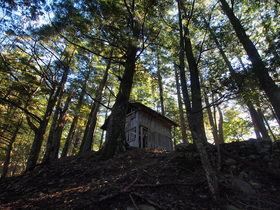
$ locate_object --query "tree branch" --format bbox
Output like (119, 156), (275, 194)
(51, 22), (124, 64)
(0, 97), (42, 123)
(83, 90), (112, 110)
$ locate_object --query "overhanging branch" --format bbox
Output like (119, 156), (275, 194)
(0, 97), (42, 123)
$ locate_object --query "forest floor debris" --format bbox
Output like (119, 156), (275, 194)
(1, 140), (280, 209)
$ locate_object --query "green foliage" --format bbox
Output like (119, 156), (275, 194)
(223, 104), (253, 142)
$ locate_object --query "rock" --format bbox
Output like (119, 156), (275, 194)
(175, 143), (193, 151)
(238, 171), (248, 179)
(127, 205), (156, 210)
(226, 205), (242, 210)
(249, 181), (261, 189)
(232, 178), (255, 194)
(224, 158), (237, 166)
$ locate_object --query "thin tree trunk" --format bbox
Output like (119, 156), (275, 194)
(219, 0), (280, 121)
(99, 96), (111, 150)
(206, 19), (271, 141)
(62, 94), (85, 157)
(43, 66), (70, 164)
(80, 52), (112, 153)
(177, 0), (219, 201)
(246, 100), (270, 139)
(184, 28), (208, 144)
(185, 27), (219, 201)
(205, 95), (219, 144)
(237, 57), (271, 140)
(71, 129), (82, 155)
(51, 91), (73, 160)
(43, 91), (64, 163)
(174, 65), (189, 144)
(1, 117), (23, 178)
(79, 102), (95, 152)
(62, 72), (90, 157)
(217, 106), (224, 144)
(62, 115), (78, 157)
(199, 69), (219, 145)
(157, 54), (165, 116)
(257, 107), (277, 141)
(25, 86), (58, 172)
(261, 7), (280, 75)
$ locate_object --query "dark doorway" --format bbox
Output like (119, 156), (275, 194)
(139, 125), (148, 148)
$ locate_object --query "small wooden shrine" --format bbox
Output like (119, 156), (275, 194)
(102, 102), (177, 151)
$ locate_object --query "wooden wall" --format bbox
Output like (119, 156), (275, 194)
(125, 110), (173, 151)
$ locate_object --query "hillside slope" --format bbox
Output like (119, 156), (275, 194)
(1, 140), (280, 209)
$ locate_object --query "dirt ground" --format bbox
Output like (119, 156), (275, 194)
(0, 145), (280, 209)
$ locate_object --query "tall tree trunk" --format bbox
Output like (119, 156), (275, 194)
(1, 117), (23, 179)
(206, 19), (271, 141)
(43, 90), (64, 163)
(261, 7), (280, 76)
(99, 44), (138, 159)
(174, 65), (189, 144)
(50, 92), (73, 160)
(246, 100), (270, 140)
(61, 115), (79, 157)
(257, 105), (277, 141)
(177, 0), (219, 201)
(185, 27), (219, 201)
(62, 72), (90, 157)
(71, 128), (83, 155)
(43, 66), (70, 164)
(199, 69), (219, 145)
(157, 54), (165, 116)
(99, 96), (111, 150)
(61, 91), (87, 157)
(184, 27), (208, 144)
(80, 54), (112, 153)
(217, 106), (224, 144)
(25, 86), (59, 172)
(219, 0), (280, 121)
(205, 95), (219, 144)
(79, 102), (95, 152)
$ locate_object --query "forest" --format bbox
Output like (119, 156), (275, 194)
(0, 0), (280, 203)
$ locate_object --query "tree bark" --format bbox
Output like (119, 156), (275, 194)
(1, 117), (23, 178)
(50, 92), (73, 160)
(99, 44), (138, 159)
(157, 54), (165, 116)
(80, 53), (112, 153)
(174, 65), (189, 144)
(177, 0), (219, 201)
(184, 27), (208, 145)
(71, 128), (83, 155)
(61, 73), (89, 157)
(198, 68), (219, 145)
(25, 86), (58, 172)
(219, 0), (280, 121)
(205, 94), (219, 144)
(99, 97), (111, 150)
(62, 115), (79, 157)
(43, 90), (64, 163)
(217, 106), (224, 144)
(206, 19), (271, 141)
(258, 106), (277, 141)
(246, 100), (270, 140)
(43, 66), (70, 164)
(79, 102), (95, 152)
(185, 28), (219, 201)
